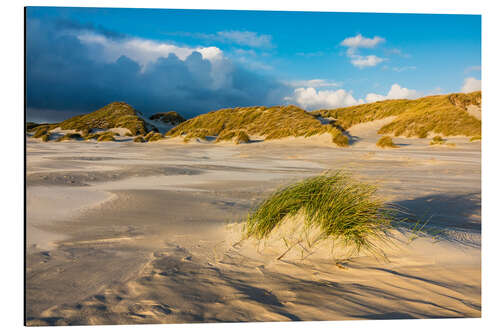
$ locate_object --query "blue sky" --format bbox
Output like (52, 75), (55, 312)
(26, 7), (481, 121)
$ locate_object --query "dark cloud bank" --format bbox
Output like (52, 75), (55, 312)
(26, 18), (289, 122)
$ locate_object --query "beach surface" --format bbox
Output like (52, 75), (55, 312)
(26, 131), (481, 325)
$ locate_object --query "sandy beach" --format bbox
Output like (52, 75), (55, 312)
(25, 129), (481, 325)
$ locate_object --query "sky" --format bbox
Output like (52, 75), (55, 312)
(26, 7), (481, 122)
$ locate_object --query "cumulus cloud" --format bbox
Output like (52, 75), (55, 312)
(340, 34), (386, 69)
(350, 55), (385, 69)
(365, 84), (419, 103)
(26, 17), (288, 121)
(340, 34), (385, 49)
(284, 87), (363, 110)
(461, 77), (481, 93)
(76, 32), (223, 69)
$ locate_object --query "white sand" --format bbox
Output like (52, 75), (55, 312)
(25, 131), (481, 325)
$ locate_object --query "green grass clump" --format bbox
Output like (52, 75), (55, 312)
(332, 131), (349, 147)
(312, 91), (481, 138)
(235, 130), (250, 144)
(40, 134), (50, 142)
(96, 133), (115, 142)
(470, 135), (481, 142)
(144, 131), (164, 142)
(58, 102), (149, 135)
(56, 133), (83, 142)
(215, 130), (250, 144)
(376, 136), (399, 148)
(429, 136), (445, 145)
(134, 136), (146, 142)
(149, 111), (186, 124)
(245, 171), (393, 256)
(26, 122), (41, 132)
(168, 105), (349, 147)
(33, 127), (48, 138)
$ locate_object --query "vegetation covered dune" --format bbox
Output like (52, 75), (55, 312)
(26, 102), (186, 143)
(167, 105), (349, 146)
(312, 91), (481, 138)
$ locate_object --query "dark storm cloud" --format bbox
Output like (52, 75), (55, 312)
(26, 18), (290, 122)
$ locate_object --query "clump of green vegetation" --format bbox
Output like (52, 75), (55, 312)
(58, 102), (149, 135)
(215, 130), (250, 144)
(168, 105), (349, 147)
(144, 131), (164, 142)
(33, 127), (48, 138)
(245, 171), (394, 257)
(134, 136), (146, 142)
(429, 136), (445, 145)
(312, 92), (481, 138)
(26, 122), (41, 132)
(40, 134), (50, 142)
(470, 135), (481, 142)
(376, 136), (399, 148)
(56, 133), (83, 142)
(96, 133), (115, 142)
(332, 131), (349, 147)
(149, 111), (186, 125)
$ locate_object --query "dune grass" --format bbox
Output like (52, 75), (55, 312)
(470, 135), (481, 142)
(245, 171), (394, 257)
(149, 111), (186, 125)
(58, 102), (149, 135)
(312, 91), (481, 138)
(144, 131), (164, 142)
(96, 133), (115, 142)
(56, 133), (83, 142)
(429, 136), (445, 145)
(134, 136), (146, 142)
(168, 105), (349, 147)
(40, 134), (50, 142)
(376, 136), (399, 148)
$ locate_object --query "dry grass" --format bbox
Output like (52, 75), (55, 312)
(168, 105), (349, 147)
(376, 136), (399, 148)
(312, 91), (481, 138)
(149, 111), (185, 124)
(58, 102), (149, 135)
(429, 136), (445, 145)
(144, 131), (164, 142)
(134, 136), (146, 143)
(55, 133), (83, 142)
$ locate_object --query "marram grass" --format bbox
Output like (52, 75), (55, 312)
(245, 171), (394, 257)
(376, 136), (398, 148)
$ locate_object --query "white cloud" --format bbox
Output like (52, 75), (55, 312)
(340, 34), (385, 49)
(350, 55), (385, 69)
(461, 77), (481, 93)
(77, 32), (223, 68)
(287, 79), (341, 89)
(284, 87), (363, 110)
(340, 34), (386, 69)
(365, 84), (419, 103)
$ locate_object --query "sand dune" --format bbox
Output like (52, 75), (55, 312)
(25, 134), (481, 325)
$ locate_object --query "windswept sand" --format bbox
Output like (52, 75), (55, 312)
(26, 133), (481, 325)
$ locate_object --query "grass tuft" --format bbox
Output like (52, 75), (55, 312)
(134, 136), (146, 143)
(376, 136), (399, 148)
(144, 131), (164, 142)
(245, 171), (394, 257)
(56, 133), (83, 142)
(470, 135), (481, 142)
(429, 136), (445, 145)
